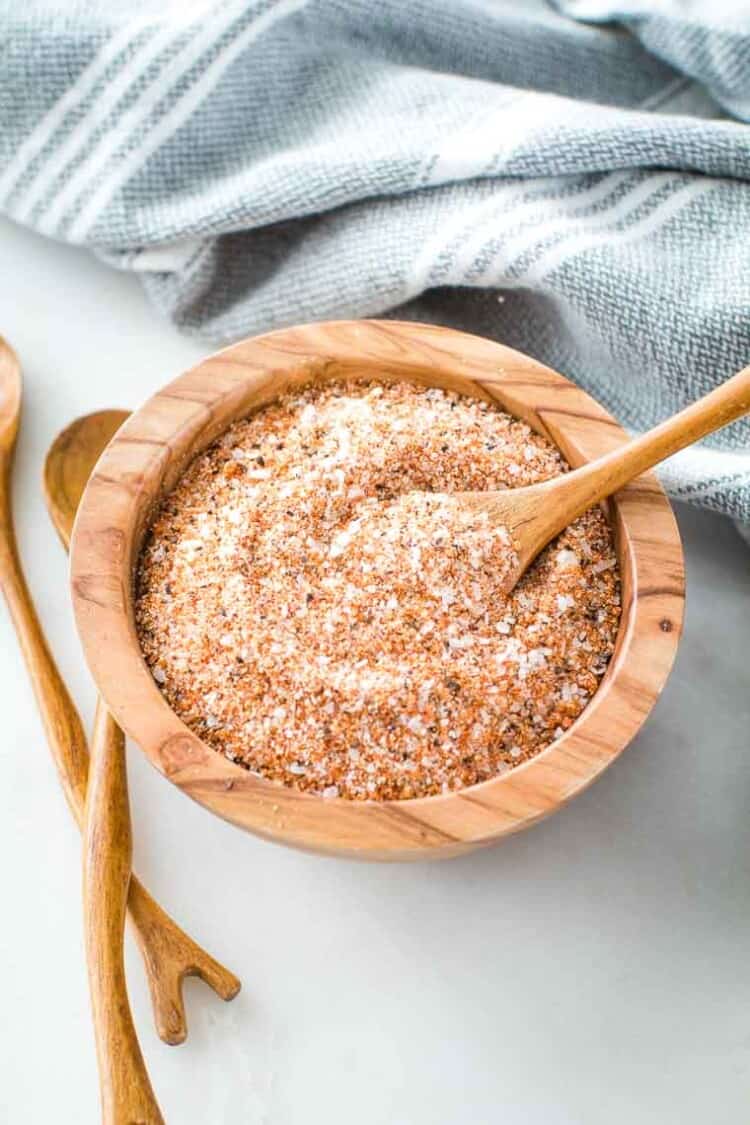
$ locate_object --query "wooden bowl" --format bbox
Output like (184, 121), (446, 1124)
(71, 320), (684, 860)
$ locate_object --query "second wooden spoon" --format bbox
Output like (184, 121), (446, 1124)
(46, 411), (162, 1122)
(43, 414), (240, 1044)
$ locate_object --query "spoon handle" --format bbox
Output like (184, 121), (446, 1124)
(0, 457), (239, 1046)
(543, 364), (750, 521)
(0, 457), (89, 815)
(84, 700), (164, 1124)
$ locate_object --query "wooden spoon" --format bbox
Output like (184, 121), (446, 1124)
(46, 411), (162, 1124)
(0, 337), (238, 1046)
(43, 410), (247, 1118)
(456, 364), (750, 588)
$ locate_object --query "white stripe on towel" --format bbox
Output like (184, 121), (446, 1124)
(68, 0), (311, 242)
(0, 18), (155, 204)
(34, 0), (250, 236)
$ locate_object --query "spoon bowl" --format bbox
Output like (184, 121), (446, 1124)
(44, 411), (130, 546)
(70, 320), (686, 860)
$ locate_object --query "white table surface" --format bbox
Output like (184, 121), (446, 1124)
(1, 214), (749, 1125)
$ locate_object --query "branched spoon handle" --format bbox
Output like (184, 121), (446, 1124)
(44, 409), (241, 1046)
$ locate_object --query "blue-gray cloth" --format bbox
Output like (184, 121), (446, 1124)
(2, 1), (750, 523)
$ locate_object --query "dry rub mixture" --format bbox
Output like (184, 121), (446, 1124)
(136, 381), (621, 800)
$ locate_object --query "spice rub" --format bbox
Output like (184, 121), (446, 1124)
(135, 381), (621, 800)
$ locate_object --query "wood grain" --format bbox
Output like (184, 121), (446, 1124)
(45, 410), (163, 1119)
(0, 343), (242, 1046)
(43, 411), (241, 1046)
(70, 320), (686, 860)
(1, 340), (90, 823)
(84, 699), (164, 1123)
(461, 364), (750, 586)
(1, 366), (160, 1118)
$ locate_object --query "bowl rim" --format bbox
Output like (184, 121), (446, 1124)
(70, 319), (685, 860)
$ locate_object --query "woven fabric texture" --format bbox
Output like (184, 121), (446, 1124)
(2, 0), (749, 520)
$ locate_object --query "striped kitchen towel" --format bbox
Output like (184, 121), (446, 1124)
(1, 0), (749, 523)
